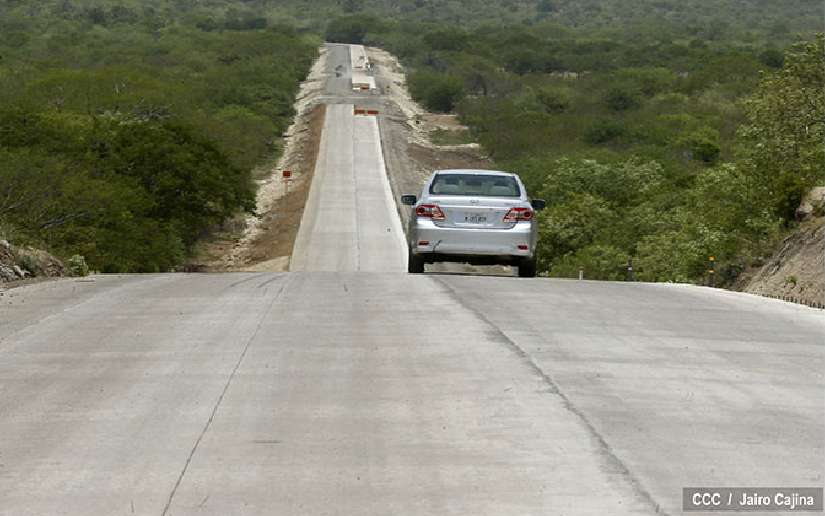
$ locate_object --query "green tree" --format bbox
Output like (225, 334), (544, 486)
(535, 193), (616, 270)
(584, 119), (624, 144)
(342, 0), (363, 13)
(688, 164), (781, 261)
(738, 34), (825, 221)
(759, 48), (784, 69)
(538, 158), (664, 206)
(678, 126), (721, 164)
(325, 15), (380, 44)
(604, 85), (640, 111)
(535, 86), (571, 113)
(551, 244), (627, 280)
(102, 120), (256, 244)
(423, 29), (468, 51)
(409, 71), (465, 112)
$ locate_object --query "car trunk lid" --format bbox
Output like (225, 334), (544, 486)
(429, 196), (520, 229)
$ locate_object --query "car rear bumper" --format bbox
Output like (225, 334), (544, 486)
(410, 219), (535, 261)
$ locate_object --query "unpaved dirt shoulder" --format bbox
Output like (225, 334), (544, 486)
(227, 104), (326, 271)
(190, 47), (328, 272)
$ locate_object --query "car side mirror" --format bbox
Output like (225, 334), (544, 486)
(401, 195), (417, 206)
(531, 199), (547, 211)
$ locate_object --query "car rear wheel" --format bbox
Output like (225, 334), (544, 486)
(518, 258), (537, 278)
(408, 249), (425, 273)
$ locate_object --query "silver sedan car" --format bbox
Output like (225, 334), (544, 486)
(401, 169), (546, 277)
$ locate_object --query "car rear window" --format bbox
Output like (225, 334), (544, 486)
(429, 174), (521, 197)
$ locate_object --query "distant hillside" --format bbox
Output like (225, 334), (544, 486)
(2, 0), (820, 37)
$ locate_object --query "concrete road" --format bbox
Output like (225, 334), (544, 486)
(0, 43), (822, 516)
(290, 104), (406, 272)
(437, 275), (825, 514)
(1, 274), (822, 515)
(291, 44), (405, 272)
(324, 43), (355, 97)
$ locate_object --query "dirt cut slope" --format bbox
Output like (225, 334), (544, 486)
(0, 239), (66, 286)
(735, 217), (824, 307)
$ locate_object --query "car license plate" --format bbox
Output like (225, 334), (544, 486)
(464, 214), (487, 224)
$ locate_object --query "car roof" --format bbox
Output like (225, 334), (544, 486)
(432, 169), (516, 177)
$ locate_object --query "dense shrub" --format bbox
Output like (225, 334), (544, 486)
(584, 120), (625, 144)
(0, 7), (318, 272)
(551, 245), (628, 281)
(408, 72), (465, 113)
(738, 35), (825, 221)
(325, 15), (382, 44)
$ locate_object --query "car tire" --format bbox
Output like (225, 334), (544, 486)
(408, 249), (425, 274)
(518, 258), (537, 278)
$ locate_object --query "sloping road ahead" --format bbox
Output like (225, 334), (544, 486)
(289, 103), (406, 272)
(0, 45), (822, 516)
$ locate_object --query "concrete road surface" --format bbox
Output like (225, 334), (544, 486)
(290, 104), (406, 272)
(0, 43), (822, 516)
(1, 274), (822, 515)
(291, 43), (405, 273)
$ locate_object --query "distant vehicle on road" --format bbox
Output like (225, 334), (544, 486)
(401, 169), (546, 277)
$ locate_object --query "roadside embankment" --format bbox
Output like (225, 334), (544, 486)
(734, 212), (824, 307)
(0, 238), (69, 286)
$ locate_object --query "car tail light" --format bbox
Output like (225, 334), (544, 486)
(416, 204), (445, 220)
(503, 207), (533, 222)
(418, 240), (430, 246)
